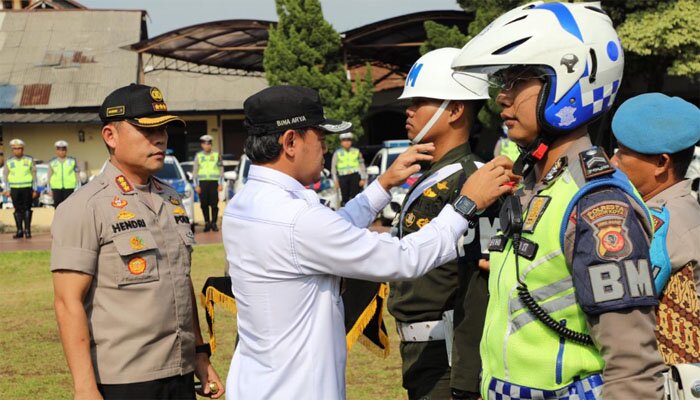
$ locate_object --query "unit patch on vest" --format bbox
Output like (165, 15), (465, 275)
(130, 236), (145, 251)
(128, 256), (147, 275)
(115, 175), (134, 193)
(405, 212), (416, 227)
(423, 187), (437, 198)
(111, 196), (128, 208)
(582, 201), (632, 261)
(116, 211), (136, 220)
(436, 181), (449, 191)
(416, 218), (430, 229)
(579, 147), (614, 180)
(112, 219), (146, 234)
(523, 196), (551, 233)
(169, 196), (181, 206)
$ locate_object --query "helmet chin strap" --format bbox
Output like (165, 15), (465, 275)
(411, 100), (451, 144)
(512, 134), (554, 178)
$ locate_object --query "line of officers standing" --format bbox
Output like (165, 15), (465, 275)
(1, 133), (226, 238)
(2, 138), (80, 238)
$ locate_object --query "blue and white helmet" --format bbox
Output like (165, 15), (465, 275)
(452, 1), (624, 135)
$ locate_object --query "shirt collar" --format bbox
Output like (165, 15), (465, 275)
(429, 142), (472, 173)
(647, 179), (692, 209)
(247, 165), (307, 192)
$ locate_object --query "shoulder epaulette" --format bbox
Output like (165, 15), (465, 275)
(578, 147), (615, 181)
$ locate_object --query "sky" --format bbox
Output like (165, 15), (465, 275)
(79, 0), (463, 37)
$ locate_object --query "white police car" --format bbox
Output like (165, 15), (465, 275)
(366, 140), (421, 224)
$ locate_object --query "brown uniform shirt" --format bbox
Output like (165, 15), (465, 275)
(647, 179), (700, 299)
(521, 136), (664, 399)
(50, 162), (196, 384)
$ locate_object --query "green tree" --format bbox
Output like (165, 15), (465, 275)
(263, 0), (374, 147)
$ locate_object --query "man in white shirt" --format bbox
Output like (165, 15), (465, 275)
(222, 85), (517, 400)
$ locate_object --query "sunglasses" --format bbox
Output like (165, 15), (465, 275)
(488, 66), (549, 91)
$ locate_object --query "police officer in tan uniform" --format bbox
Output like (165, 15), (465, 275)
(51, 84), (224, 400)
(610, 93), (700, 364)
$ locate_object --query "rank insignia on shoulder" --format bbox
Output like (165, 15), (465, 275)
(173, 206), (185, 215)
(404, 212), (416, 227)
(416, 218), (430, 229)
(579, 147), (614, 180)
(128, 256), (147, 275)
(436, 181), (449, 191)
(111, 196), (128, 208)
(523, 196), (551, 233)
(488, 235), (507, 252)
(423, 187), (438, 198)
(115, 175), (134, 193)
(542, 156), (567, 186)
(169, 196), (181, 206)
(130, 236), (145, 250)
(117, 211), (136, 220)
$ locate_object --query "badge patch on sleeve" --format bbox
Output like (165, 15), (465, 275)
(523, 196), (551, 233)
(582, 201), (632, 261)
(436, 181), (449, 191)
(128, 257), (147, 275)
(169, 196), (181, 205)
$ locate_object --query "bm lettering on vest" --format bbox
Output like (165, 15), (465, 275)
(111, 219), (147, 234)
(588, 259), (655, 303)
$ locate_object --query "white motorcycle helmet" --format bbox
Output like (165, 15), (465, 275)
(452, 1), (624, 135)
(400, 47), (490, 143)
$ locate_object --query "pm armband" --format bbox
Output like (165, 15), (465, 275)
(575, 258), (658, 315)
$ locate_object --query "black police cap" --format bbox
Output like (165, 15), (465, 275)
(99, 84), (185, 128)
(243, 86), (351, 136)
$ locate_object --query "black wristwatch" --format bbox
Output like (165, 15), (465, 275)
(196, 343), (212, 357)
(452, 195), (479, 222)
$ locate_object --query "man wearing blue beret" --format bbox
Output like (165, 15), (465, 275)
(610, 92), (700, 365)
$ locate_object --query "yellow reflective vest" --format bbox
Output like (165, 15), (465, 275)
(6, 156), (34, 188)
(196, 151), (221, 181)
(49, 157), (77, 189)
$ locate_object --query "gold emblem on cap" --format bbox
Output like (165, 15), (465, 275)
(150, 87), (164, 102)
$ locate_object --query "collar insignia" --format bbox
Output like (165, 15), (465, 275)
(115, 175), (134, 193)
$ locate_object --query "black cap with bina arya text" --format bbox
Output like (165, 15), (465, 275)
(99, 84), (185, 128)
(243, 86), (351, 136)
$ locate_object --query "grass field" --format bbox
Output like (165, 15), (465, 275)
(0, 245), (406, 399)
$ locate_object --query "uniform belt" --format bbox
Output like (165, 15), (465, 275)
(338, 170), (359, 176)
(396, 319), (446, 342)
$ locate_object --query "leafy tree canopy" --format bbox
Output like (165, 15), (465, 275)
(263, 0), (374, 147)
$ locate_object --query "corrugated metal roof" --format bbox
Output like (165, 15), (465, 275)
(0, 10), (144, 110)
(0, 111), (99, 123)
(145, 69), (267, 112)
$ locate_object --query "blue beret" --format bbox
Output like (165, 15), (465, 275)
(612, 93), (700, 154)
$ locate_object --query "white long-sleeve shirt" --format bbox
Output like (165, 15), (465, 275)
(222, 165), (469, 400)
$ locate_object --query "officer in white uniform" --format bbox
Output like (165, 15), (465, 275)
(222, 85), (518, 400)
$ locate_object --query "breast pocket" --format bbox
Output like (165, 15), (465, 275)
(112, 231), (160, 286)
